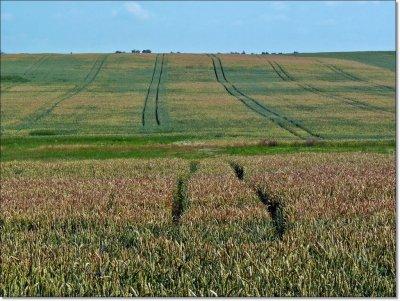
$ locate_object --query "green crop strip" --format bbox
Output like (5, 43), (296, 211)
(0, 135), (394, 162)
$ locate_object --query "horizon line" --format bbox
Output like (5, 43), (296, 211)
(0, 49), (395, 55)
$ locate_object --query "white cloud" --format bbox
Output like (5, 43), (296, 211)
(1, 13), (13, 21)
(124, 2), (150, 20)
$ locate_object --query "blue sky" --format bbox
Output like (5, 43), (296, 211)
(1, 1), (395, 53)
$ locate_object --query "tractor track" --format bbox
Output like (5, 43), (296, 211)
(208, 54), (321, 140)
(16, 54), (109, 131)
(155, 54), (165, 125)
(316, 59), (395, 93)
(23, 54), (51, 76)
(142, 54), (159, 126)
(266, 58), (390, 114)
(141, 53), (164, 127)
(2, 55), (51, 93)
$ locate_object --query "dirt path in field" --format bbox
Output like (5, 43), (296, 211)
(142, 53), (165, 127)
(208, 54), (322, 140)
(16, 54), (109, 132)
(264, 58), (391, 114)
(316, 59), (395, 93)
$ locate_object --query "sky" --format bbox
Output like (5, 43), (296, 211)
(0, 1), (395, 53)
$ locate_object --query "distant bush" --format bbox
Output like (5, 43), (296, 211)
(142, 49), (152, 53)
(29, 130), (58, 136)
(1, 75), (29, 83)
(29, 129), (76, 136)
(305, 138), (318, 147)
(259, 139), (278, 147)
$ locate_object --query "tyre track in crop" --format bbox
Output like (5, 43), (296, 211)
(316, 59), (395, 93)
(266, 58), (390, 114)
(208, 54), (322, 140)
(229, 161), (287, 240)
(16, 54), (109, 131)
(142, 54), (164, 127)
(172, 161), (199, 224)
(142, 54), (159, 126)
(23, 54), (51, 76)
(155, 54), (165, 125)
(2, 55), (51, 93)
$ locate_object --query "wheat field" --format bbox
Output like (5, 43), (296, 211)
(0, 52), (396, 296)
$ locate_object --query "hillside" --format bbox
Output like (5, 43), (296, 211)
(0, 51), (395, 161)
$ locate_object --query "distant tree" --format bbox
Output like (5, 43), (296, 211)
(142, 49), (152, 53)
(241, 50), (246, 55)
(293, 51), (299, 55)
(131, 49), (140, 53)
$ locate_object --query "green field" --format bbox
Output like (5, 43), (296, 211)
(0, 52), (395, 161)
(299, 51), (396, 71)
(0, 52), (396, 296)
